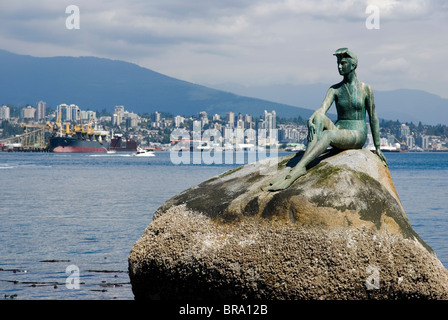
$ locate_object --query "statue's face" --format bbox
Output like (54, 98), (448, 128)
(337, 57), (355, 76)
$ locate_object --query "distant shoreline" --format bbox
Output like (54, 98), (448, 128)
(2, 148), (448, 154)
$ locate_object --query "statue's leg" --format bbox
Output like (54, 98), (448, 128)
(268, 114), (336, 191)
(268, 131), (335, 190)
(287, 132), (334, 176)
(300, 114), (337, 162)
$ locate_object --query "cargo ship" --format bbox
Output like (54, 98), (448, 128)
(48, 126), (110, 153)
(48, 134), (110, 153)
(108, 133), (137, 152)
(47, 112), (138, 153)
(47, 112), (110, 153)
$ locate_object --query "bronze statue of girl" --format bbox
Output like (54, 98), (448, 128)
(269, 48), (387, 191)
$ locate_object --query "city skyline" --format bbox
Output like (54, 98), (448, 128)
(2, 102), (446, 152)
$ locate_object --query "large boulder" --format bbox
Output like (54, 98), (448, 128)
(128, 149), (448, 299)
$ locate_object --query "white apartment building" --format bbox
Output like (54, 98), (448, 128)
(57, 104), (81, 121)
(0, 105), (10, 120)
(22, 106), (36, 119)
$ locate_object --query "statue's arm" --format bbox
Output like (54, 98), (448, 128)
(307, 88), (335, 141)
(366, 85), (387, 166)
(315, 88), (336, 116)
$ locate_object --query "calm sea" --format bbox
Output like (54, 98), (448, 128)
(0, 151), (447, 300)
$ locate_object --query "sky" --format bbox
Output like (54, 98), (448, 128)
(1, 0), (447, 98)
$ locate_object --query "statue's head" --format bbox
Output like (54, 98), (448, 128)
(333, 48), (358, 76)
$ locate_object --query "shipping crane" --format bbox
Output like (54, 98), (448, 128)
(393, 136), (406, 145)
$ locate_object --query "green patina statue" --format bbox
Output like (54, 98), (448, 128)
(269, 48), (387, 191)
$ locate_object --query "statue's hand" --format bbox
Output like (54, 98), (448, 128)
(375, 148), (388, 166)
(307, 118), (316, 142)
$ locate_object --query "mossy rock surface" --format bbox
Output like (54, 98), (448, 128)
(129, 149), (448, 299)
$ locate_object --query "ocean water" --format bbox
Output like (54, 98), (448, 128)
(0, 151), (447, 300)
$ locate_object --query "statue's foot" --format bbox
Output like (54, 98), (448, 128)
(268, 178), (293, 191)
(261, 171), (288, 191)
(267, 167), (306, 191)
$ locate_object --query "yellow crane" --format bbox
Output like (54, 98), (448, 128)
(53, 109), (62, 131)
(46, 109), (66, 136)
(86, 114), (95, 135)
(393, 136), (406, 145)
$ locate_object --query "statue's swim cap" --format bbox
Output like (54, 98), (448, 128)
(333, 48), (358, 66)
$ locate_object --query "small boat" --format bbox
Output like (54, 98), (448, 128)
(132, 147), (155, 157)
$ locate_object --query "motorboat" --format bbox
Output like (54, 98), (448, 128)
(132, 147), (155, 157)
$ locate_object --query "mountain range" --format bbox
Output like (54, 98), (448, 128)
(212, 83), (448, 126)
(1, 49), (447, 125)
(0, 49), (313, 120)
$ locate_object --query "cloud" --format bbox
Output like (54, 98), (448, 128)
(0, 0), (447, 98)
(372, 57), (410, 72)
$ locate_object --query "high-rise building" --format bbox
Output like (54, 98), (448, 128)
(125, 112), (139, 128)
(174, 115), (185, 128)
(264, 110), (276, 130)
(81, 110), (97, 121)
(57, 104), (67, 121)
(416, 135), (430, 150)
(35, 101), (46, 121)
(236, 118), (245, 129)
(244, 114), (253, 129)
(0, 105), (10, 120)
(405, 135), (415, 149)
(398, 124), (410, 140)
(70, 104), (79, 121)
(113, 105), (125, 125)
(227, 111), (235, 128)
(199, 111), (209, 127)
(153, 111), (161, 123)
(57, 104), (80, 121)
